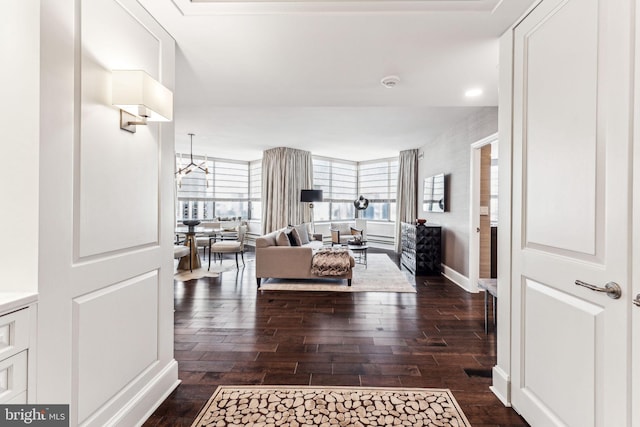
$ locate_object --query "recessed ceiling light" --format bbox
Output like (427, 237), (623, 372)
(465, 88), (483, 97)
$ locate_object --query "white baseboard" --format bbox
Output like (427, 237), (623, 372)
(441, 264), (474, 292)
(490, 365), (511, 407)
(105, 360), (180, 427)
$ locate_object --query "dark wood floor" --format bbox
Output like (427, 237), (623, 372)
(144, 248), (529, 427)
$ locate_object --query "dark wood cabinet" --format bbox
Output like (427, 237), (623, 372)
(400, 222), (442, 275)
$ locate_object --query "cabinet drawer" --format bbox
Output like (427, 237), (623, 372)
(0, 350), (27, 403)
(0, 308), (29, 361)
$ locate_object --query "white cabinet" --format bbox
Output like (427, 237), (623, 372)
(0, 350), (28, 403)
(0, 296), (37, 404)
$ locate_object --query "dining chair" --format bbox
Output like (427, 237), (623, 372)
(196, 231), (216, 262)
(209, 225), (247, 270)
(173, 245), (192, 271)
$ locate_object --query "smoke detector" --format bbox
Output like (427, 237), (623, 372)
(381, 75), (400, 88)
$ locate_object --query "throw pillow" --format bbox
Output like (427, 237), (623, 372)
(290, 228), (302, 246)
(276, 231), (291, 246)
(286, 229), (299, 246)
(294, 224), (310, 245)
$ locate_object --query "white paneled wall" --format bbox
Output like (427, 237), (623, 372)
(79, 0), (160, 257)
(39, 0), (178, 425)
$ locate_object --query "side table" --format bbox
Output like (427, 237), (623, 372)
(347, 244), (368, 268)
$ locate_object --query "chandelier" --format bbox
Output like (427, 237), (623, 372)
(176, 133), (209, 188)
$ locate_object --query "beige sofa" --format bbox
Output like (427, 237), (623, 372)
(255, 229), (355, 288)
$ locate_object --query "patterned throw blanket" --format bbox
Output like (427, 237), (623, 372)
(311, 248), (351, 276)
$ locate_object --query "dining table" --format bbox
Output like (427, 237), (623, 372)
(175, 225), (219, 270)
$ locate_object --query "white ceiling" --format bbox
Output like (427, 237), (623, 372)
(139, 0), (536, 161)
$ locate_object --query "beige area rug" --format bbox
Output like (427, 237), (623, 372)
(174, 259), (253, 282)
(191, 385), (471, 427)
(259, 254), (416, 293)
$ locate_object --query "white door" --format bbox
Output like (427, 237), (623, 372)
(633, 5), (640, 424)
(510, 0), (633, 426)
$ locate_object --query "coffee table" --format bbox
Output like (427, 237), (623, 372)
(348, 244), (368, 268)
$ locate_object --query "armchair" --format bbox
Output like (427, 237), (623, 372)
(330, 222), (365, 245)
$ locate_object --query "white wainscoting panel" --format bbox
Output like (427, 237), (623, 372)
(78, 0), (161, 258)
(523, 278), (601, 427)
(73, 271), (159, 423)
(524, 0), (599, 257)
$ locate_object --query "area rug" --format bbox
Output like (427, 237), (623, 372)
(258, 254), (416, 293)
(174, 259), (252, 282)
(191, 385), (471, 427)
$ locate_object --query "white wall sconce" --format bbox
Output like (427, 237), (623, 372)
(112, 70), (173, 133)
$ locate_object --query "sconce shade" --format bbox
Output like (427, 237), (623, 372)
(112, 70), (173, 122)
(300, 189), (323, 202)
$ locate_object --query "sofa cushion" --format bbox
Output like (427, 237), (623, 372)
(256, 232), (278, 248)
(173, 246), (190, 259)
(290, 228), (303, 246)
(286, 229), (299, 246)
(294, 224), (310, 245)
(211, 241), (241, 253)
(276, 231), (291, 246)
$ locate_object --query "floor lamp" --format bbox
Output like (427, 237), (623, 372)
(300, 189), (323, 233)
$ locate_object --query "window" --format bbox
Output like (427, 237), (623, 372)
(176, 153), (400, 224)
(176, 156), (250, 221)
(312, 156), (399, 222)
(357, 158), (398, 221)
(312, 157), (357, 221)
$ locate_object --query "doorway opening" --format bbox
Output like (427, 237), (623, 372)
(469, 133), (498, 295)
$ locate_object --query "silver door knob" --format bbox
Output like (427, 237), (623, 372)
(634, 294), (640, 307)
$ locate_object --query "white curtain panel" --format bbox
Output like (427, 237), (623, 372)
(395, 149), (418, 252)
(261, 147), (313, 234)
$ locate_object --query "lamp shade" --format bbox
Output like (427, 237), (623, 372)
(300, 189), (323, 202)
(112, 70), (173, 121)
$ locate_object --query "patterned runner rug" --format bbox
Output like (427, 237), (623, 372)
(191, 386), (471, 427)
(259, 254), (416, 293)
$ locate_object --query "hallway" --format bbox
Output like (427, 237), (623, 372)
(145, 250), (528, 426)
